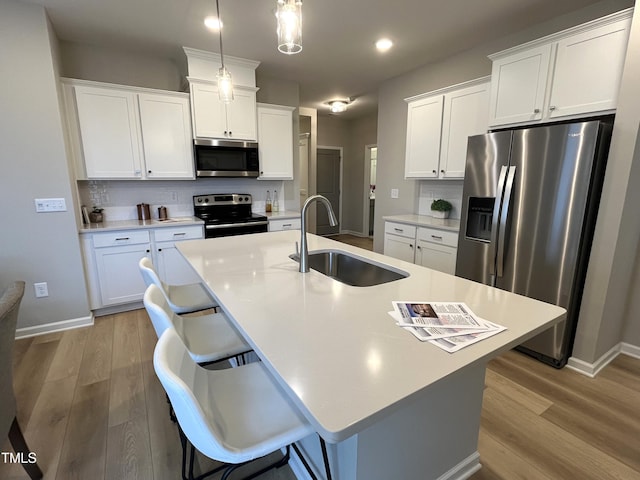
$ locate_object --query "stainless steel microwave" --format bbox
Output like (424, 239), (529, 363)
(194, 139), (260, 178)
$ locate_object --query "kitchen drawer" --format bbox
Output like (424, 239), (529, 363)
(417, 227), (458, 247)
(384, 222), (417, 239)
(269, 218), (301, 231)
(92, 230), (150, 248)
(154, 225), (203, 242)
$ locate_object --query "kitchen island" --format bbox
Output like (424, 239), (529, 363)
(177, 231), (565, 480)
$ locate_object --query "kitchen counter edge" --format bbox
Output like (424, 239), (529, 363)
(383, 214), (460, 232)
(79, 216), (204, 233)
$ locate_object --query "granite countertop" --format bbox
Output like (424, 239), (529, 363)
(383, 214), (460, 232)
(79, 216), (204, 233)
(178, 231), (565, 442)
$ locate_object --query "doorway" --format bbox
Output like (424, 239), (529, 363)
(363, 145), (377, 237)
(316, 147), (341, 235)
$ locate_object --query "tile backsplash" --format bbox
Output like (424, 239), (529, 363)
(417, 180), (464, 219)
(79, 178), (286, 221)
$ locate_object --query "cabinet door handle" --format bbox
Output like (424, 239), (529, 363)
(394, 228), (404, 233)
(146, 249), (150, 253)
(431, 235), (443, 240)
(409, 244), (414, 248)
(534, 108), (541, 114)
(283, 223), (292, 227)
(549, 106), (556, 111)
(432, 170), (437, 174)
(173, 232), (186, 236)
(440, 170), (445, 174)
(158, 248), (162, 252)
(417, 245), (422, 250)
(115, 237), (130, 241)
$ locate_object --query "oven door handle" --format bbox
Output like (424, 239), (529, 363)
(205, 220), (269, 230)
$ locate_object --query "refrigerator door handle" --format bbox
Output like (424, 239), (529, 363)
(489, 166), (509, 279)
(496, 166), (517, 278)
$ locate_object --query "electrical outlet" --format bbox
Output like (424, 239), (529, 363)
(34, 282), (48, 298)
(169, 191), (178, 202)
(391, 188), (399, 199)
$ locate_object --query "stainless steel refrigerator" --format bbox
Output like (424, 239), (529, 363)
(455, 118), (613, 367)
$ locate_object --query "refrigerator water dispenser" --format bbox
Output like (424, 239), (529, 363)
(465, 197), (494, 242)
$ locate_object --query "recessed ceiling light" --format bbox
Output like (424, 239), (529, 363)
(204, 16), (222, 31)
(375, 38), (393, 52)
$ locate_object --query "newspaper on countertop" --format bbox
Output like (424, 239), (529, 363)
(389, 301), (506, 352)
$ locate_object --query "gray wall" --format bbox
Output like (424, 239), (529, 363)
(573, 0), (640, 361)
(374, 0), (638, 364)
(0, 0), (90, 329)
(318, 113), (378, 234)
(60, 41), (182, 91)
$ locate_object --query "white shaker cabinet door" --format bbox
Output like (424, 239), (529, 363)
(440, 82), (489, 178)
(257, 104), (294, 179)
(138, 93), (194, 179)
(75, 85), (143, 178)
(488, 44), (552, 127)
(415, 241), (457, 274)
(549, 17), (631, 119)
(94, 244), (150, 306)
(155, 243), (202, 285)
(225, 87), (258, 141)
(404, 95), (443, 178)
(191, 82), (228, 138)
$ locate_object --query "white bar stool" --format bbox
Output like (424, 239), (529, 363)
(143, 284), (251, 366)
(139, 257), (217, 314)
(154, 327), (333, 480)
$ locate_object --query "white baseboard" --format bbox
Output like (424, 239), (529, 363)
(621, 342), (640, 359)
(567, 341), (640, 377)
(16, 314), (94, 339)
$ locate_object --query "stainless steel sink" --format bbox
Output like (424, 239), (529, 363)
(290, 249), (409, 287)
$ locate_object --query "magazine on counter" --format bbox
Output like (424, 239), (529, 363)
(389, 301), (506, 352)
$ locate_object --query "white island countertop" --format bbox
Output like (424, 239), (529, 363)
(178, 230), (565, 444)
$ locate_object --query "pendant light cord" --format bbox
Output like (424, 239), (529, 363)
(215, 0), (225, 68)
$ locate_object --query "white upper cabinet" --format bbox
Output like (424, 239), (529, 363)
(405, 95), (443, 179)
(74, 85), (143, 179)
(488, 9), (632, 127)
(405, 78), (489, 179)
(190, 80), (258, 141)
(138, 93), (194, 179)
(66, 80), (194, 180)
(257, 103), (295, 180)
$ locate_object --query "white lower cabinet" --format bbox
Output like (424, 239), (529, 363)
(415, 227), (458, 275)
(268, 218), (301, 231)
(384, 221), (458, 274)
(153, 226), (204, 285)
(383, 222), (417, 263)
(82, 225), (204, 310)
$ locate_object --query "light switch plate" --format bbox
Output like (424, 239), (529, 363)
(34, 198), (67, 212)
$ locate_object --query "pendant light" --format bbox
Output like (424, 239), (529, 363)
(215, 0), (233, 103)
(276, 0), (303, 55)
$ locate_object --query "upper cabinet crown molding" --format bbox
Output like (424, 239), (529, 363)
(487, 8), (633, 128)
(487, 8), (633, 61)
(183, 47), (260, 87)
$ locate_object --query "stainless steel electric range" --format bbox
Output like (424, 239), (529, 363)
(193, 194), (268, 238)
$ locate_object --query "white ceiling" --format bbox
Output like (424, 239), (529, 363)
(22, 0), (610, 118)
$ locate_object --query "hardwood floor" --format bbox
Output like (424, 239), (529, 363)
(1, 311), (638, 480)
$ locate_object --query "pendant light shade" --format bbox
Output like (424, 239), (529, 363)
(217, 66), (234, 103)
(276, 0), (302, 55)
(215, 0), (234, 103)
